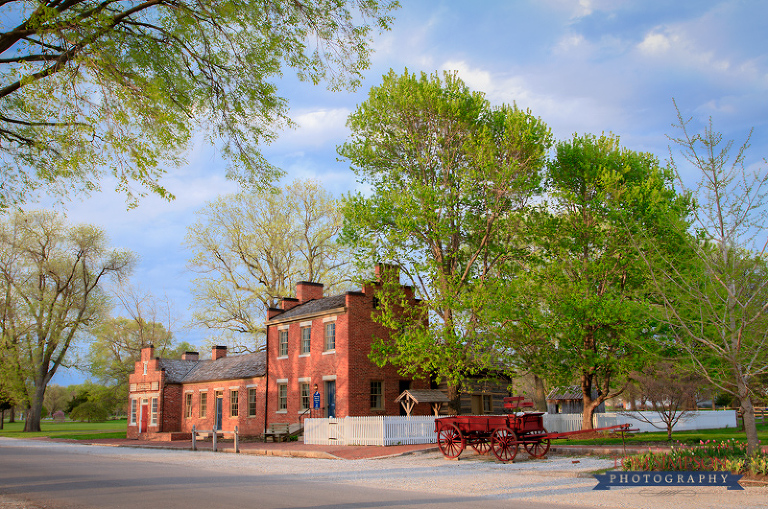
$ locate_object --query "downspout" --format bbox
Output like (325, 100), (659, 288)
(263, 323), (269, 437)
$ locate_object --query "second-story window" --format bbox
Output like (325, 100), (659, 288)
(301, 326), (311, 354)
(278, 330), (288, 357)
(324, 322), (335, 351)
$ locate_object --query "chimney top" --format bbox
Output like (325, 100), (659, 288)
(212, 345), (227, 361)
(181, 351), (199, 361)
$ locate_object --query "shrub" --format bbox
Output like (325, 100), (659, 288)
(69, 401), (110, 422)
(621, 439), (767, 476)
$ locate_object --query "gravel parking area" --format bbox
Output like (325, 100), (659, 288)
(1, 438), (765, 509)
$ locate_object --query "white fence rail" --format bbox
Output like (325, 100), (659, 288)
(304, 416), (437, 446)
(543, 411), (738, 433)
(304, 411), (738, 446)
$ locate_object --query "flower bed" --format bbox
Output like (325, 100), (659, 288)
(621, 439), (768, 477)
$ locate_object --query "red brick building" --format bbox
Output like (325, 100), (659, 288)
(126, 265), (430, 440)
(126, 345), (266, 440)
(264, 265), (430, 426)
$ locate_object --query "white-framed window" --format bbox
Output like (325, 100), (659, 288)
(230, 390), (239, 417)
(278, 384), (288, 411)
(130, 399), (137, 424)
(370, 381), (383, 410)
(184, 393), (192, 419)
(248, 388), (257, 417)
(324, 322), (335, 351)
(301, 326), (311, 354)
(278, 330), (288, 357)
(200, 392), (208, 418)
(150, 397), (158, 425)
(299, 383), (310, 410)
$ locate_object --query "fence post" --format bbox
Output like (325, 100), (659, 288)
(192, 425), (197, 451)
(235, 426), (239, 454)
(213, 428), (218, 452)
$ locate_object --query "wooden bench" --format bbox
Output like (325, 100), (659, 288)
(264, 422), (291, 442)
(503, 396), (535, 412)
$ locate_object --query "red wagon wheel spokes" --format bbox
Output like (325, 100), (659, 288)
(437, 423), (465, 459)
(491, 427), (518, 462)
(523, 432), (551, 459)
(471, 438), (491, 455)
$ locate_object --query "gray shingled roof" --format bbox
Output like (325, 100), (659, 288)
(395, 389), (450, 403)
(547, 385), (599, 401)
(269, 294), (347, 322)
(158, 352), (266, 384)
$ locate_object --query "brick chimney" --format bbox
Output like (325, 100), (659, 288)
(280, 297), (299, 311)
(375, 263), (400, 283)
(296, 281), (324, 302)
(212, 345), (227, 361)
(140, 345), (155, 361)
(181, 351), (199, 361)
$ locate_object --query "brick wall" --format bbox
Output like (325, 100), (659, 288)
(127, 350), (165, 439)
(177, 378), (265, 436)
(265, 280), (430, 427)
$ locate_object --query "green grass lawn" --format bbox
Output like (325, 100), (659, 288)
(0, 419), (127, 440)
(560, 421), (768, 446)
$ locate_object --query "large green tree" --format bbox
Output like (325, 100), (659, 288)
(0, 209), (133, 431)
(186, 179), (352, 352)
(338, 69), (552, 409)
(0, 0), (397, 208)
(636, 108), (768, 453)
(502, 134), (689, 429)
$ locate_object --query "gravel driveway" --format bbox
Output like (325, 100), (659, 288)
(0, 438), (765, 508)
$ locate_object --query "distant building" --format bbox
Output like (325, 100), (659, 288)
(546, 386), (605, 414)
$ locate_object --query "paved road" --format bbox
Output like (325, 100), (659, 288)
(0, 438), (765, 509)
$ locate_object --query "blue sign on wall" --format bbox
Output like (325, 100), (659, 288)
(313, 391), (321, 409)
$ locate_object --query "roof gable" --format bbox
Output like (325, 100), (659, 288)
(267, 294), (346, 323)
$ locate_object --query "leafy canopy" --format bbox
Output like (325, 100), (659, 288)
(339, 69), (552, 390)
(0, 0), (398, 207)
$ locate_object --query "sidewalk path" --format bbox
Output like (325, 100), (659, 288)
(28, 435), (680, 461)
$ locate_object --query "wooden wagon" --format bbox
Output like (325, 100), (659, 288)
(434, 396), (631, 462)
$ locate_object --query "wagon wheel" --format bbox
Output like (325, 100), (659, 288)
(471, 438), (491, 455)
(491, 427), (518, 462)
(437, 423), (465, 459)
(523, 430), (551, 459)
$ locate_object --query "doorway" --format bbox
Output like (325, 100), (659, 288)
(215, 391), (223, 430)
(325, 381), (336, 418)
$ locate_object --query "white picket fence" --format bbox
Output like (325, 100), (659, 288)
(303, 416), (437, 446)
(303, 410), (738, 446)
(543, 411), (738, 433)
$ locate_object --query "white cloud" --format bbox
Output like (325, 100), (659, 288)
(637, 31), (673, 55)
(539, 0), (629, 21)
(271, 108), (351, 149)
(635, 25), (733, 76)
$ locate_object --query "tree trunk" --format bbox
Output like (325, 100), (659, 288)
(8, 406), (14, 423)
(737, 380), (760, 455)
(581, 375), (595, 430)
(447, 383), (461, 415)
(24, 385), (46, 432)
(667, 422), (673, 441)
(533, 374), (547, 412)
(0, 409), (4, 430)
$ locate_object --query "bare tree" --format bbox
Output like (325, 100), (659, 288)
(635, 103), (768, 453)
(624, 361), (701, 441)
(186, 180), (352, 353)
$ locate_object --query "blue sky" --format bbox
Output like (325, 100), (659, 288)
(47, 0), (768, 384)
